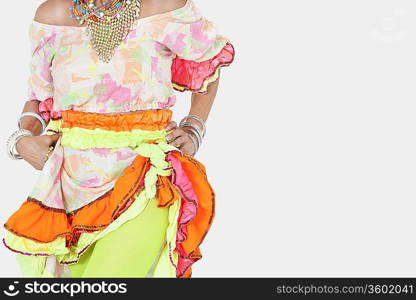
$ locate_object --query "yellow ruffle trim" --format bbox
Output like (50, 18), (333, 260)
(47, 119), (169, 149)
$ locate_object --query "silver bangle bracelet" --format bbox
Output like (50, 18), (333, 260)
(180, 121), (203, 144)
(178, 114), (206, 156)
(179, 114), (206, 137)
(6, 128), (33, 160)
(18, 112), (46, 133)
(183, 128), (200, 156)
(182, 126), (201, 150)
(180, 114), (205, 127)
(186, 132), (199, 156)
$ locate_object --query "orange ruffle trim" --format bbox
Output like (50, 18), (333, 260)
(60, 109), (173, 131)
(3, 151), (214, 278)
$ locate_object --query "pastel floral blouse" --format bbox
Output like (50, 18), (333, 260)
(28, 0), (235, 117)
(3, 0), (235, 278)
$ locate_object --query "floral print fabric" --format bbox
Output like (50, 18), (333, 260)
(27, 0), (234, 113)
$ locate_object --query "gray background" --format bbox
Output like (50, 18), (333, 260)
(0, 0), (415, 277)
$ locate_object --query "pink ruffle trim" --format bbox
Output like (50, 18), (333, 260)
(38, 98), (62, 122)
(171, 42), (235, 94)
(167, 153), (199, 277)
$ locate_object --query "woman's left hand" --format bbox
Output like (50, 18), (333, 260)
(165, 121), (196, 156)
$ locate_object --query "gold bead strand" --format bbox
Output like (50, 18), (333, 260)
(75, 0), (142, 63)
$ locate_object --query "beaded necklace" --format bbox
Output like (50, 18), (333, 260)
(70, 0), (142, 63)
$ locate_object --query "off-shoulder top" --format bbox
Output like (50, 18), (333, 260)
(28, 0), (235, 118)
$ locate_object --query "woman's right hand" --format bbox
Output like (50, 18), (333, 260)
(15, 133), (62, 170)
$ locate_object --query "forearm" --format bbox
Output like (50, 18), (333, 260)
(19, 100), (44, 136)
(173, 74), (220, 155)
(188, 73), (220, 122)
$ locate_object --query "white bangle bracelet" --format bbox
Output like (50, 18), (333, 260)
(179, 114), (206, 137)
(18, 112), (46, 133)
(6, 128), (33, 160)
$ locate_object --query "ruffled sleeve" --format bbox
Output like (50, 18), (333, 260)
(155, 0), (235, 94)
(27, 22), (61, 121)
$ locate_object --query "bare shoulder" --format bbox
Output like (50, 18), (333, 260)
(158, 0), (188, 11)
(34, 0), (80, 26)
(140, 0), (187, 18)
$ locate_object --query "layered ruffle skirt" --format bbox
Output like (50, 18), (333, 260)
(3, 109), (215, 278)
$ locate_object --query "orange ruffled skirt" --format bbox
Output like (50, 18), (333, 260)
(3, 108), (215, 278)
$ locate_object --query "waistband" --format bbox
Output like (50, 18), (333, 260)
(46, 109), (174, 150)
(60, 109), (172, 131)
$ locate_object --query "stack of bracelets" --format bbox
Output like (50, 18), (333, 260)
(179, 114), (206, 156)
(6, 112), (47, 160)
